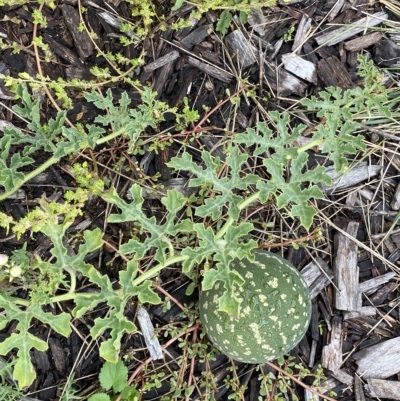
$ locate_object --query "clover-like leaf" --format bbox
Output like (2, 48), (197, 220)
(99, 360), (128, 393)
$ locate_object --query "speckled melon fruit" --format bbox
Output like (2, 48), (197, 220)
(199, 250), (312, 363)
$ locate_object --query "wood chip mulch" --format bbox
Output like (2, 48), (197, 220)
(1, 0), (400, 400)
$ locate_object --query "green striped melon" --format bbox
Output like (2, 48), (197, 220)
(199, 250), (312, 363)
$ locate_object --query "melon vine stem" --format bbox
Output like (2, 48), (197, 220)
(0, 126), (129, 201)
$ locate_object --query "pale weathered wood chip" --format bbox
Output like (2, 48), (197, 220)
(315, 12), (388, 47)
(354, 336), (400, 379)
(367, 378), (400, 399)
(137, 306), (163, 360)
(334, 222), (361, 311)
(322, 316), (343, 374)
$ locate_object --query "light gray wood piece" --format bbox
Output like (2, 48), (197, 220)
(247, 8), (266, 36)
(321, 162), (382, 194)
(292, 14), (312, 52)
(188, 56), (233, 83)
(315, 12), (388, 47)
(354, 336), (400, 379)
(322, 316), (343, 374)
(389, 32), (400, 42)
(390, 182), (400, 210)
(144, 51), (179, 72)
(263, 60), (308, 96)
(367, 378), (400, 399)
(224, 30), (258, 68)
(282, 53), (317, 84)
(358, 188), (374, 202)
(334, 222), (361, 311)
(309, 338), (317, 367)
(344, 32), (383, 52)
(343, 307), (376, 320)
(0, 120), (18, 131)
(0, 86), (14, 100)
(331, 369), (353, 386)
(137, 306), (163, 360)
(301, 257), (334, 299)
(355, 375), (366, 401)
(327, 0), (346, 22)
(0, 188), (26, 200)
(97, 11), (140, 40)
(358, 272), (397, 295)
(318, 301), (332, 332)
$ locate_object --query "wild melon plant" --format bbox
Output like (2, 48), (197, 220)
(0, 55), (394, 389)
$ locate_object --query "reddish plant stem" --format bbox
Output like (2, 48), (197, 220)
(184, 327), (198, 401)
(114, 324), (200, 401)
(266, 361), (337, 401)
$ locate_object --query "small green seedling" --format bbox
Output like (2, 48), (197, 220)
(199, 251), (312, 363)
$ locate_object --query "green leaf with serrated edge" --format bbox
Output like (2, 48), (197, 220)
(39, 221), (103, 280)
(73, 268), (115, 318)
(88, 394), (111, 401)
(103, 185), (144, 222)
(182, 222), (256, 274)
(104, 186), (192, 264)
(183, 222), (256, 316)
(74, 260), (159, 363)
(324, 123), (365, 172)
(259, 151), (330, 230)
(235, 112), (306, 156)
(181, 224), (220, 273)
(202, 268), (244, 316)
(136, 280), (161, 304)
(94, 316), (136, 362)
(0, 296), (71, 336)
(224, 223), (257, 260)
(120, 261), (161, 304)
(99, 360), (128, 393)
(14, 84), (38, 120)
(289, 203), (319, 230)
(29, 305), (72, 336)
(84, 87), (164, 148)
(0, 136), (34, 191)
(168, 145), (258, 220)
